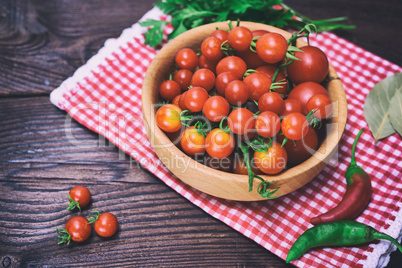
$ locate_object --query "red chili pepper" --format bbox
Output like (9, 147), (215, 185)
(310, 129), (372, 225)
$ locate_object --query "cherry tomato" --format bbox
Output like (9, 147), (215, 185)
(175, 48), (198, 71)
(159, 80), (181, 101)
(203, 154), (233, 172)
(172, 94), (181, 107)
(225, 80), (250, 106)
(198, 55), (218, 74)
(201, 36), (223, 61)
(228, 26), (253, 51)
(68, 186), (91, 211)
(94, 212), (119, 238)
(279, 126), (318, 166)
(216, 56), (247, 80)
(156, 104), (182, 133)
(215, 71), (238, 96)
(236, 49), (265, 69)
(287, 46), (329, 84)
(256, 33), (288, 64)
(184, 87), (209, 112)
(203, 96), (230, 122)
(179, 91), (188, 110)
(258, 91), (284, 115)
(252, 29), (270, 38)
(281, 112), (309, 141)
(287, 81), (329, 115)
(205, 128), (235, 159)
(306, 94), (333, 119)
(228, 108), (255, 135)
(256, 65), (288, 97)
(254, 141), (287, 175)
(243, 72), (271, 101)
(280, 99), (303, 117)
(173, 69), (193, 91)
(191, 68), (216, 91)
(180, 126), (206, 156)
(210, 29), (229, 42)
(255, 111), (281, 138)
(65, 216), (91, 242)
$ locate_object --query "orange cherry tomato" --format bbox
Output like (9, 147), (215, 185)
(205, 128), (235, 159)
(254, 141), (287, 175)
(156, 104), (182, 133)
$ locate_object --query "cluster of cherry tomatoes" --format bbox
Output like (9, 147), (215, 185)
(155, 23), (332, 182)
(57, 186), (119, 244)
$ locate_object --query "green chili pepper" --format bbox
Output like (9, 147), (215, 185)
(286, 220), (402, 263)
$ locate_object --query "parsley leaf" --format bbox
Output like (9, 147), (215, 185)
(140, 20), (168, 47)
(141, 0), (355, 48)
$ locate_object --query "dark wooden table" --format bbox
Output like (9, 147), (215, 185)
(1, 0), (401, 267)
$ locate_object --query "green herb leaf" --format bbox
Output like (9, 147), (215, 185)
(364, 73), (402, 143)
(140, 20), (168, 47)
(389, 85), (402, 137)
(141, 0), (355, 47)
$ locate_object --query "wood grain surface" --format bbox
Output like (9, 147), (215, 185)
(1, 0), (401, 267)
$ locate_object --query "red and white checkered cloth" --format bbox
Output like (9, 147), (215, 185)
(50, 7), (402, 268)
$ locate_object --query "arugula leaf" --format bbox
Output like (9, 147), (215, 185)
(139, 20), (168, 47)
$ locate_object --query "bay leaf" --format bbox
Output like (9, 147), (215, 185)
(389, 86), (402, 136)
(364, 72), (402, 143)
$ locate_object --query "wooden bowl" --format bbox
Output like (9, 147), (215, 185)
(142, 21), (347, 201)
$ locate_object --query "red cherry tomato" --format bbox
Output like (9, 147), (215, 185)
(256, 33), (288, 64)
(184, 87), (209, 112)
(172, 94), (181, 107)
(175, 48), (198, 71)
(228, 108), (255, 135)
(280, 99), (303, 117)
(173, 69), (193, 91)
(255, 111), (281, 138)
(307, 94), (333, 119)
(156, 104), (182, 133)
(210, 29), (229, 42)
(179, 91), (188, 110)
(205, 128), (235, 159)
(180, 126), (206, 156)
(215, 71), (238, 96)
(201, 36), (223, 61)
(203, 96), (230, 122)
(254, 141), (287, 175)
(281, 112), (309, 141)
(65, 216), (91, 242)
(243, 72), (271, 101)
(256, 65), (288, 97)
(279, 126), (318, 166)
(94, 212), (119, 238)
(236, 49), (266, 69)
(252, 29), (270, 38)
(159, 80), (181, 101)
(287, 46), (329, 84)
(287, 81), (329, 115)
(216, 56), (247, 80)
(68, 186), (91, 211)
(224, 80), (250, 106)
(191, 68), (216, 91)
(228, 26), (253, 51)
(198, 55), (218, 74)
(258, 91), (284, 115)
